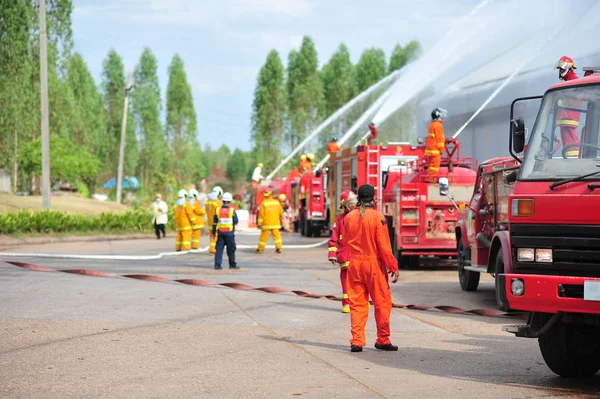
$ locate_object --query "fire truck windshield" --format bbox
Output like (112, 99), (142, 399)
(519, 84), (600, 181)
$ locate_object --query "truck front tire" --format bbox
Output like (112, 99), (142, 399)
(538, 319), (600, 377)
(494, 251), (510, 311)
(458, 240), (479, 291)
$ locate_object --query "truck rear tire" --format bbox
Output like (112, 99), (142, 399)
(305, 219), (313, 237)
(405, 256), (419, 270)
(494, 251), (509, 311)
(458, 240), (480, 291)
(538, 320), (600, 377)
(312, 227), (321, 238)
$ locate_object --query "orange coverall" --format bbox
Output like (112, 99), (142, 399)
(425, 119), (445, 182)
(173, 198), (196, 251)
(327, 142), (342, 155)
(342, 206), (399, 347)
(328, 212), (351, 312)
(257, 197), (283, 252)
(190, 197), (206, 249)
(205, 198), (222, 254)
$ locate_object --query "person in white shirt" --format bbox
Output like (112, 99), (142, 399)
(152, 193), (168, 239)
(252, 163), (264, 187)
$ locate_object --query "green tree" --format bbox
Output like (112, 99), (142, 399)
(215, 144), (232, 170)
(321, 43), (355, 119)
(251, 49), (285, 172)
(389, 40), (422, 73)
(286, 36), (323, 150)
(165, 54), (199, 184)
(101, 49), (138, 176)
(354, 48), (387, 92)
(132, 47), (167, 190)
(226, 148), (248, 187)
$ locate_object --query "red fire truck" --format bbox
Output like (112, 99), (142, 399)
(455, 67), (600, 377)
(328, 139), (476, 267)
(290, 170), (328, 237)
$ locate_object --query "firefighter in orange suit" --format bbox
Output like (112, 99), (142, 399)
(327, 138), (342, 155)
(342, 184), (399, 352)
(206, 186), (223, 255)
(255, 189), (283, 253)
(188, 189), (206, 249)
(555, 56), (581, 157)
(328, 190), (358, 313)
(425, 108), (447, 182)
(173, 189), (196, 251)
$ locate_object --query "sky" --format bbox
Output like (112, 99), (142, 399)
(72, 0), (481, 151)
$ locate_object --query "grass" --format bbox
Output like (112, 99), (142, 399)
(0, 192), (129, 216)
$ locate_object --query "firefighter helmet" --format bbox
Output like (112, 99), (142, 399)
(307, 153), (315, 161)
(263, 189), (272, 197)
(278, 193), (287, 201)
(188, 189), (199, 198)
(340, 190), (357, 209)
(556, 56), (576, 80)
(257, 162), (263, 168)
(431, 108), (447, 120)
(300, 154), (307, 161)
(222, 192), (233, 202)
(331, 137), (337, 142)
(177, 189), (188, 198)
(212, 186), (223, 197)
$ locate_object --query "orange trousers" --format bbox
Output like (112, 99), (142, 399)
(176, 228), (191, 251)
(340, 266), (349, 309)
(346, 257), (392, 347)
(426, 154), (440, 182)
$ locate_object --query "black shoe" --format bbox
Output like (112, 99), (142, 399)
(374, 343), (398, 351)
(350, 345), (363, 352)
(229, 265), (240, 270)
(214, 265), (222, 270)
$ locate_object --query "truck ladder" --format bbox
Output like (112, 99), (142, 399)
(366, 146), (380, 209)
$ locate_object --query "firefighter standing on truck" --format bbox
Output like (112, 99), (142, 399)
(206, 186), (223, 255)
(327, 138), (342, 155)
(212, 192), (239, 270)
(173, 189), (196, 251)
(425, 108), (447, 182)
(328, 190), (358, 314)
(188, 189), (206, 250)
(555, 56), (581, 157)
(342, 184), (399, 352)
(255, 189), (284, 254)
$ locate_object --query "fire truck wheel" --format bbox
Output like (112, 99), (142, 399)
(494, 251), (510, 311)
(304, 219), (313, 237)
(458, 240), (479, 291)
(538, 319), (600, 377)
(405, 256), (419, 270)
(312, 227), (321, 238)
(293, 220), (299, 233)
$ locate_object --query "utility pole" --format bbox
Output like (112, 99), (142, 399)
(116, 72), (132, 205)
(39, 0), (51, 209)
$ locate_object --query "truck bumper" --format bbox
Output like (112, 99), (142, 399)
(502, 274), (600, 314)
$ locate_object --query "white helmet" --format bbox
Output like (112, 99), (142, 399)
(222, 192), (233, 202)
(212, 186), (223, 197)
(188, 189), (199, 198)
(177, 189), (188, 198)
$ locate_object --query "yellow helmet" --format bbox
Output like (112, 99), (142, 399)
(278, 193), (287, 201)
(307, 153), (315, 160)
(258, 162), (263, 168)
(300, 154), (307, 161)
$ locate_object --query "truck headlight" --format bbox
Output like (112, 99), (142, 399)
(511, 278), (525, 296)
(517, 248), (534, 262)
(535, 249), (553, 263)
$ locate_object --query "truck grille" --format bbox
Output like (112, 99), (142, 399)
(511, 224), (600, 278)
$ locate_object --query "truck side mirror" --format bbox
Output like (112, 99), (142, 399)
(439, 177), (449, 196)
(511, 117), (525, 153)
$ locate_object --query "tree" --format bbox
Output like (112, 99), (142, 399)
(354, 48), (387, 93)
(132, 48), (167, 189)
(215, 144), (232, 170)
(101, 49), (138, 176)
(321, 43), (355, 119)
(250, 49), (286, 172)
(226, 148), (248, 187)
(165, 54), (199, 184)
(286, 36), (323, 150)
(389, 40), (422, 73)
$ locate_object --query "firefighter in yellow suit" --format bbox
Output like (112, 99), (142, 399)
(255, 189), (284, 253)
(188, 189), (206, 249)
(205, 186), (224, 255)
(173, 189), (196, 251)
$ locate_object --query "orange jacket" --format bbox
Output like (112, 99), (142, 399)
(173, 198), (196, 230)
(342, 206), (398, 273)
(425, 120), (445, 156)
(327, 142), (342, 155)
(190, 198), (206, 229)
(299, 159), (312, 172)
(258, 197), (283, 230)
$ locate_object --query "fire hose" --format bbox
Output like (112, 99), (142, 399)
(2, 260), (528, 320)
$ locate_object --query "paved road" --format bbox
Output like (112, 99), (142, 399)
(1, 234), (599, 398)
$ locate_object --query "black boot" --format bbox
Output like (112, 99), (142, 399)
(350, 345), (363, 352)
(214, 265), (222, 270)
(374, 343), (398, 351)
(229, 265), (240, 270)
